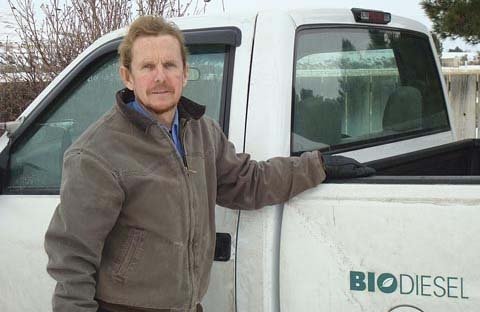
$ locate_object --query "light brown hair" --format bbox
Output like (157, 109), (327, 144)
(118, 15), (188, 70)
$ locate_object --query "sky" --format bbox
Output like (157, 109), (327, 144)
(0, 0), (478, 52)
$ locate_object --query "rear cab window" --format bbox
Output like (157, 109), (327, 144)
(291, 26), (450, 155)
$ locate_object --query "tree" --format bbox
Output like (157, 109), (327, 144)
(448, 46), (464, 52)
(421, 0), (480, 44)
(136, 0), (209, 16)
(431, 32), (443, 56)
(0, 0), (209, 128)
(5, 0), (133, 82)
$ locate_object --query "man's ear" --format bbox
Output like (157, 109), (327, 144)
(119, 66), (134, 90)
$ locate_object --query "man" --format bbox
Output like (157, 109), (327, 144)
(44, 15), (374, 312)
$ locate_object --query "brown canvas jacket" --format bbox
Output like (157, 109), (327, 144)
(44, 88), (326, 312)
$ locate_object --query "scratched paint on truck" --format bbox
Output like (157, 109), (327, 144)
(280, 183), (480, 312)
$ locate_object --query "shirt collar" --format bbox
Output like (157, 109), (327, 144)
(171, 108), (180, 136)
(127, 99), (179, 132)
(117, 89), (205, 133)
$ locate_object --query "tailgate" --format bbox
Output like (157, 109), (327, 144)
(280, 183), (479, 312)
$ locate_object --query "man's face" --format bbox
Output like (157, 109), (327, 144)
(120, 35), (187, 125)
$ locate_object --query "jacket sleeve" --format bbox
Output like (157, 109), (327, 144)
(44, 149), (124, 312)
(213, 122), (326, 210)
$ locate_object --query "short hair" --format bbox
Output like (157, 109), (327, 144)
(118, 15), (188, 70)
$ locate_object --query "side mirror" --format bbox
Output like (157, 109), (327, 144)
(0, 116), (25, 137)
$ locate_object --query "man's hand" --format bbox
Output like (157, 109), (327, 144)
(322, 155), (376, 180)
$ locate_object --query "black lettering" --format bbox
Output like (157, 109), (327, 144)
(421, 275), (432, 296)
(368, 272), (375, 292)
(377, 273), (397, 294)
(400, 274), (414, 295)
(447, 277), (458, 298)
(433, 276), (446, 297)
(460, 278), (469, 299)
(350, 271), (366, 291)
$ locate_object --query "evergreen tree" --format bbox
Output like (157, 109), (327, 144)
(421, 0), (480, 44)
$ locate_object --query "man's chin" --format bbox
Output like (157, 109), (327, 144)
(145, 103), (177, 115)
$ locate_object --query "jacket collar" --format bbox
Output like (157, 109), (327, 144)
(116, 88), (206, 132)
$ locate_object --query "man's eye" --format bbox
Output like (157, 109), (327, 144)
(142, 64), (154, 69)
(164, 62), (176, 68)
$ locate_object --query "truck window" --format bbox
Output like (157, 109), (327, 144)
(5, 44), (231, 194)
(291, 28), (450, 154)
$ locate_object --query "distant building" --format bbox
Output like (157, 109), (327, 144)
(441, 51), (480, 67)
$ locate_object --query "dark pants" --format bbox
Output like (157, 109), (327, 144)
(97, 304), (203, 312)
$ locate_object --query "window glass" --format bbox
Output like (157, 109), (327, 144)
(183, 44), (228, 122)
(8, 56), (123, 191)
(7, 44), (229, 193)
(292, 28), (449, 154)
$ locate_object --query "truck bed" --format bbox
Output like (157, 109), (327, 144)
(281, 140), (480, 312)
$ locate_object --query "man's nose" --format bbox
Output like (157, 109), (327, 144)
(154, 66), (166, 83)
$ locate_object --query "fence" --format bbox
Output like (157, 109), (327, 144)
(443, 67), (480, 140)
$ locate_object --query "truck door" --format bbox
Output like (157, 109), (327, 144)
(0, 15), (255, 312)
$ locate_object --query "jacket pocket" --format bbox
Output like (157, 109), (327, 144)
(111, 227), (146, 283)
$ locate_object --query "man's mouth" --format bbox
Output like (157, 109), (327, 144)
(151, 90), (171, 95)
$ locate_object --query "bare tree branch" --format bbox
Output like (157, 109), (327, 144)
(1, 0), (210, 124)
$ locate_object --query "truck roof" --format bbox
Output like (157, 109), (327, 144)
(97, 8), (429, 49)
(288, 8), (428, 33)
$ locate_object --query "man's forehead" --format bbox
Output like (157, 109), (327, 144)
(133, 35), (180, 49)
(131, 35), (182, 61)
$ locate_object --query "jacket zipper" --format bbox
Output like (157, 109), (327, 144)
(179, 121), (197, 309)
(157, 122), (196, 308)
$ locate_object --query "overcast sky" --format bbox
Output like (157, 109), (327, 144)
(0, 0), (478, 51)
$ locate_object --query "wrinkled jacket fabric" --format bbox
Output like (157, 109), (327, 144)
(44, 88), (326, 312)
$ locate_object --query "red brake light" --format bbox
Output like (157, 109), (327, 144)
(351, 8), (391, 24)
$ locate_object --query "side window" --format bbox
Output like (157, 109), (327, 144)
(292, 28), (449, 154)
(6, 44), (232, 194)
(7, 55), (123, 192)
(183, 44), (229, 123)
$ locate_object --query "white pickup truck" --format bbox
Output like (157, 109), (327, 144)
(0, 8), (478, 312)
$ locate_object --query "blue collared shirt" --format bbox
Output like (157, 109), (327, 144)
(128, 100), (185, 158)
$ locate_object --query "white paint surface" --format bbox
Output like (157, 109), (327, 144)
(0, 195), (58, 312)
(280, 184), (480, 311)
(236, 11), (298, 312)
